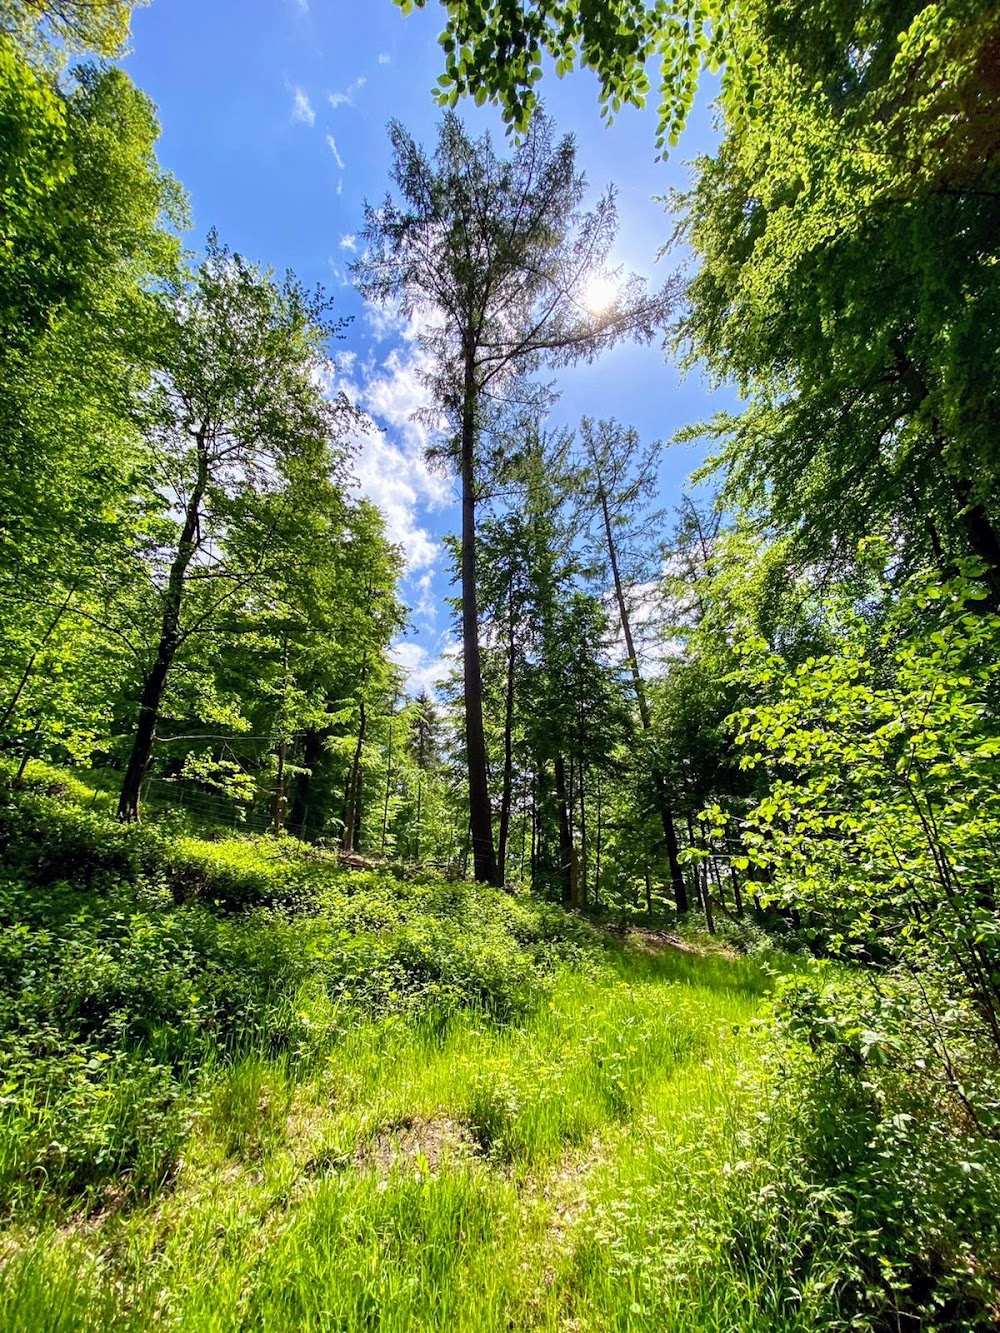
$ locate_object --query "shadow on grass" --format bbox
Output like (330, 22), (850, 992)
(596, 931), (779, 999)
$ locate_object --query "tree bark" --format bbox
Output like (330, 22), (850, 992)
(271, 634), (290, 834)
(497, 581), (517, 882)
(343, 694), (367, 854)
(598, 482), (688, 911)
(554, 754), (577, 905)
(577, 756), (588, 909)
(414, 774), (422, 862)
(594, 771), (603, 910)
(954, 480), (1000, 609)
(460, 349), (499, 884)
(272, 737), (288, 834)
(289, 724), (323, 838)
(118, 433), (208, 822)
(689, 812), (715, 934)
(381, 711), (394, 855)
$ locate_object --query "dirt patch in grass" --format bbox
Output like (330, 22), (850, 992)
(613, 926), (740, 960)
(356, 1115), (481, 1176)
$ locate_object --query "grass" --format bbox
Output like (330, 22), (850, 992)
(4, 762), (997, 1330)
(0, 949), (772, 1332)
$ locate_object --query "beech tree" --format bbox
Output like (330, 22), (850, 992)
(1, 0), (141, 60)
(0, 38), (183, 773)
(354, 110), (674, 884)
(116, 239), (352, 821)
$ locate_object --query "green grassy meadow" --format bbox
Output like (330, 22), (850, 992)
(1, 765), (993, 1331)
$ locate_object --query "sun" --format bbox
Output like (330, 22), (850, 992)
(583, 274), (618, 314)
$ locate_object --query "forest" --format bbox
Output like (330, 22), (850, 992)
(1, 0), (999, 1327)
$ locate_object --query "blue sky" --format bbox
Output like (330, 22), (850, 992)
(124, 0), (736, 695)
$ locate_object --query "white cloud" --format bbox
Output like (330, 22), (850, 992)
(339, 233), (357, 252)
(360, 345), (450, 460)
(348, 418), (441, 573)
(291, 87), (315, 126)
(378, 52), (391, 65)
(328, 75), (366, 110)
(319, 305), (459, 670)
(325, 326), (452, 582)
(363, 296), (443, 347)
(326, 134), (345, 170)
(413, 571), (436, 620)
(389, 640), (458, 699)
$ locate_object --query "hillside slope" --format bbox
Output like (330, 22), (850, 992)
(1, 767), (997, 1331)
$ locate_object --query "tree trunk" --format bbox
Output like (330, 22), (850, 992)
(577, 757), (588, 909)
(599, 483), (688, 911)
(289, 724), (323, 837)
(519, 793), (528, 881)
(272, 737), (288, 834)
(954, 480), (1000, 609)
(554, 754), (577, 905)
(343, 694), (367, 854)
(118, 434), (208, 822)
(497, 583), (517, 882)
(414, 773), (422, 863)
(689, 813), (715, 934)
(530, 769), (538, 884)
(594, 771), (603, 910)
(271, 634), (290, 835)
(730, 862), (745, 917)
(460, 349), (499, 884)
(0, 582), (78, 736)
(381, 712), (393, 856)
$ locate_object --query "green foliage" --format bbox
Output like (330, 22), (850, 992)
(398, 0), (731, 152)
(1, 0), (141, 61)
(672, 1), (1000, 588)
(714, 566), (1000, 1050)
(0, 775), (603, 1215)
(753, 965), (1000, 1327)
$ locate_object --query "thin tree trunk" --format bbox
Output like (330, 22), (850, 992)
(14, 719), (42, 783)
(530, 768), (538, 885)
(554, 754), (576, 905)
(460, 350), (499, 884)
(689, 813), (715, 935)
(598, 483), (688, 911)
(709, 851), (726, 911)
(0, 582), (78, 735)
(520, 792), (528, 881)
(118, 434), (209, 822)
(381, 709), (394, 856)
(497, 583), (517, 882)
(414, 773), (422, 863)
(731, 862), (745, 917)
(343, 694), (367, 854)
(595, 771), (603, 910)
(289, 724), (322, 838)
(577, 757), (588, 909)
(272, 737), (288, 834)
(567, 753), (577, 905)
(271, 634), (290, 835)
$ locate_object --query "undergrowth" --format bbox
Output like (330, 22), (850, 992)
(1, 764), (999, 1330)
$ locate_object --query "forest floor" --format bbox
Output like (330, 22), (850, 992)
(0, 766), (832, 1331)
